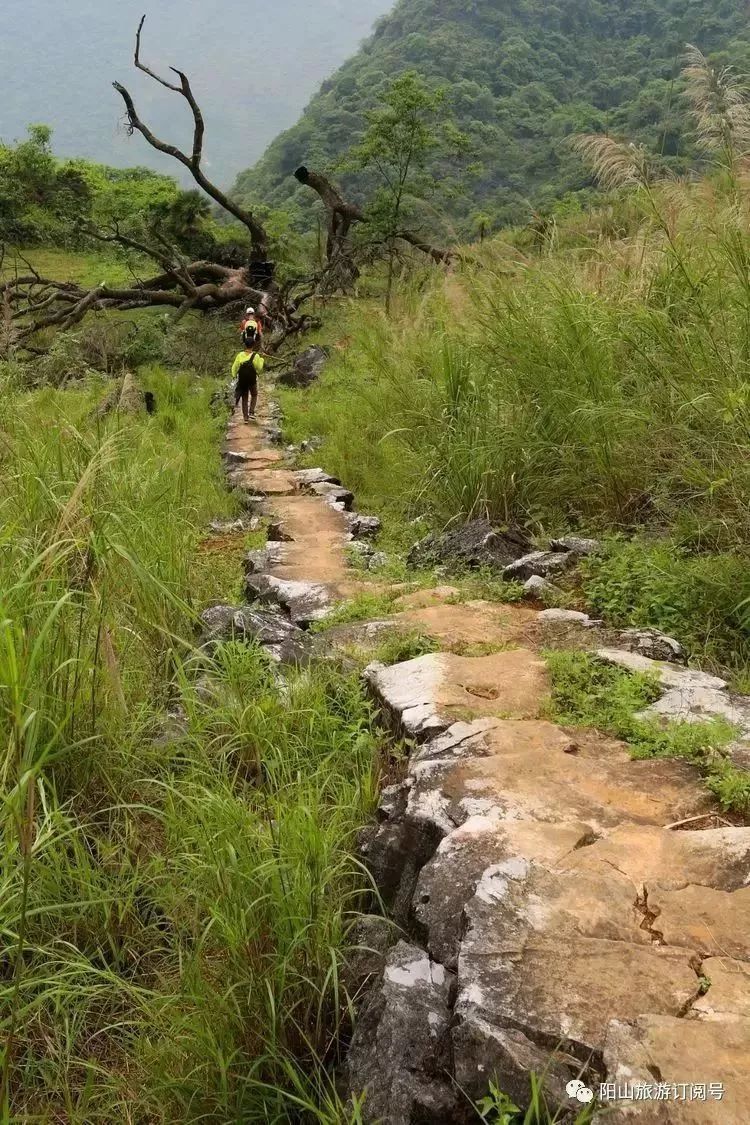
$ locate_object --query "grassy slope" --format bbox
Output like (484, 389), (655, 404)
(0, 351), (380, 1121)
(279, 181), (750, 676)
(0, 246), (134, 286)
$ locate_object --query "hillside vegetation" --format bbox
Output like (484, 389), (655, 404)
(279, 172), (750, 677)
(234, 0), (750, 233)
(0, 359), (382, 1121)
(6, 17), (750, 1122)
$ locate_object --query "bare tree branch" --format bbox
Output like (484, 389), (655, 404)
(113, 15), (269, 257)
(294, 165), (453, 266)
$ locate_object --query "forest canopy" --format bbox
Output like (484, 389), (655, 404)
(232, 0), (750, 235)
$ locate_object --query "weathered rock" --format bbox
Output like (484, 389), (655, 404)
(550, 535), (601, 556)
(452, 1016), (585, 1114)
(523, 574), (556, 599)
(346, 941), (461, 1124)
(456, 861), (698, 1058)
(597, 648), (750, 735)
(245, 573), (333, 626)
(276, 345), (329, 388)
(346, 513), (382, 540)
(300, 435), (323, 453)
(243, 543), (285, 575)
(503, 550), (577, 581)
(538, 608), (599, 628)
(414, 818), (591, 969)
(618, 628), (686, 664)
(224, 449), (252, 464)
(408, 519), (530, 572)
(692, 958), (750, 1020)
(309, 481), (355, 510)
(266, 518), (294, 542)
(342, 914), (396, 996)
(359, 679), (750, 1121)
(366, 551), (389, 571)
(313, 620), (399, 663)
(601, 1015), (750, 1122)
(403, 719), (710, 845)
(293, 467), (341, 488)
(347, 540), (375, 561)
(364, 650), (549, 740)
(198, 604), (311, 664)
(152, 704), (189, 748)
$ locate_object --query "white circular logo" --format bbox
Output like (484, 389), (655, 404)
(566, 1079), (594, 1104)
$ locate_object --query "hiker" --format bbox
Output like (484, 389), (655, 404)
(240, 305), (262, 347)
(231, 328), (264, 422)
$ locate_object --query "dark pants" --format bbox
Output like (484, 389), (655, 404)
(234, 367), (258, 420)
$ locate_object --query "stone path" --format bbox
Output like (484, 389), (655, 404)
(218, 401), (750, 1125)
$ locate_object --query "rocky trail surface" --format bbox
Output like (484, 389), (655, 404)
(206, 400), (750, 1124)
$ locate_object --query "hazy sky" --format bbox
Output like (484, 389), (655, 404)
(0, 0), (392, 184)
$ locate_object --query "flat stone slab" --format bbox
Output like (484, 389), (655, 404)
(365, 649), (550, 739)
(393, 601), (538, 652)
(597, 648), (750, 735)
(601, 1015), (750, 1122)
(266, 494), (351, 584)
(229, 467), (299, 496)
(560, 822), (750, 891)
(392, 586), (461, 610)
(402, 721), (712, 842)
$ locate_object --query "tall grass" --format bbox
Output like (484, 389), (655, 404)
(0, 367), (378, 1121)
(279, 181), (750, 667)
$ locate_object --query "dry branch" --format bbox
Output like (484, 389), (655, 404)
(294, 165), (453, 265)
(113, 15), (269, 258)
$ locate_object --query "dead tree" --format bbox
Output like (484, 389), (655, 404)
(113, 16), (269, 262)
(293, 165), (453, 269)
(2, 18), (453, 354)
(1, 17), (313, 351)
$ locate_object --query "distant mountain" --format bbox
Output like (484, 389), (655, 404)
(0, 0), (392, 186)
(232, 0), (750, 234)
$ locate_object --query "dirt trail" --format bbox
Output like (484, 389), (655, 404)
(223, 400), (750, 1125)
(225, 408), (354, 590)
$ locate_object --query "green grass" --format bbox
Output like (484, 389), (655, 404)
(477, 1074), (596, 1124)
(579, 538), (750, 671)
(0, 245), (136, 287)
(0, 364), (380, 1121)
(338, 627), (440, 670)
(545, 650), (748, 814)
(278, 180), (750, 672)
(311, 590), (401, 633)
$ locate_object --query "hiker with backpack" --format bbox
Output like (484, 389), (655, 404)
(240, 306), (261, 346)
(231, 321), (264, 422)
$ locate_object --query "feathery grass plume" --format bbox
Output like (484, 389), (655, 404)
(682, 44), (750, 161)
(573, 134), (654, 191)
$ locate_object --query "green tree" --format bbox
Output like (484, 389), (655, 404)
(344, 71), (461, 310)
